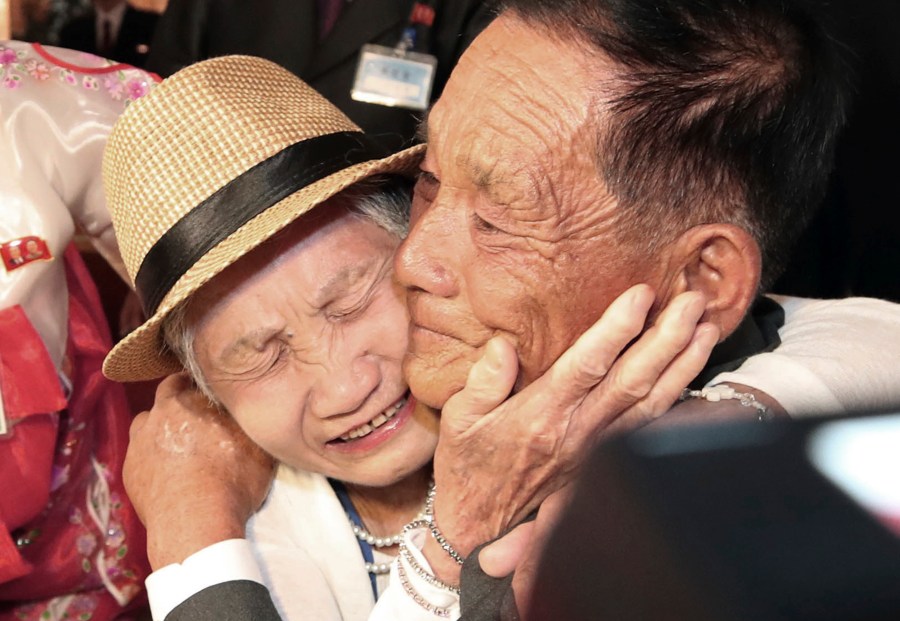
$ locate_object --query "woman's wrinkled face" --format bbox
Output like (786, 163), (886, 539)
(189, 203), (438, 487)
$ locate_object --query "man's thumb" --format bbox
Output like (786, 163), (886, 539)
(479, 521), (536, 578)
(442, 337), (518, 422)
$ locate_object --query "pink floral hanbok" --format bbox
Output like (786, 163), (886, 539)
(0, 41), (160, 621)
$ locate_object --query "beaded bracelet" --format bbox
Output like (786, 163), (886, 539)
(397, 560), (453, 618)
(424, 481), (437, 517)
(400, 520), (461, 595)
(680, 385), (774, 422)
(422, 486), (466, 565)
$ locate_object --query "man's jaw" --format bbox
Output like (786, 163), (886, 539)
(403, 347), (481, 410)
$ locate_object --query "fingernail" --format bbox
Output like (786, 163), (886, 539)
(681, 291), (706, 319)
(484, 338), (505, 372)
(630, 284), (653, 310)
(693, 323), (720, 349)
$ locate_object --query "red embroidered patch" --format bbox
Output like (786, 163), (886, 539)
(1, 236), (53, 272)
(410, 3), (436, 27)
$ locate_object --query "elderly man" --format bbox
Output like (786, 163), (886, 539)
(369, 0), (900, 614)
(123, 0), (900, 619)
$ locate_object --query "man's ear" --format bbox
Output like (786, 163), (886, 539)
(663, 224), (761, 338)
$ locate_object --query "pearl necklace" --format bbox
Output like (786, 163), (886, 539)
(364, 560), (393, 575)
(350, 480), (434, 575)
(351, 521), (408, 549)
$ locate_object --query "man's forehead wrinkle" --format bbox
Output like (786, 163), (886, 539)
(488, 14), (599, 115)
(455, 140), (528, 201)
(436, 13), (620, 238)
(456, 110), (573, 210)
(456, 150), (558, 237)
(481, 61), (584, 145)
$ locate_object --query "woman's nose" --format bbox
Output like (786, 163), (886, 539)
(309, 355), (382, 419)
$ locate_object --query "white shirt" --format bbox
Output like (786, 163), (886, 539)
(713, 295), (900, 416)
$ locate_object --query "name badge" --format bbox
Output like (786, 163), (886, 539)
(351, 44), (437, 111)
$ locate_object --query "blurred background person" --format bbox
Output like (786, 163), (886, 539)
(146, 0), (493, 148)
(7, 0), (50, 41)
(58, 0), (159, 67)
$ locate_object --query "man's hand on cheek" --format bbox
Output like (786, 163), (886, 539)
(123, 373), (275, 569)
(423, 284), (719, 583)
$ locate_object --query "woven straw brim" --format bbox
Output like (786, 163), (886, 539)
(103, 143), (424, 382)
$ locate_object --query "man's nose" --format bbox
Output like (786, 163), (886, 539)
(310, 355), (382, 419)
(394, 200), (459, 298)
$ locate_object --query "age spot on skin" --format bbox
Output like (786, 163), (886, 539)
(161, 420), (194, 455)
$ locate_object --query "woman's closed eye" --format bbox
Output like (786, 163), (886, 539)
(214, 338), (294, 384)
(323, 260), (392, 323)
(326, 299), (367, 322)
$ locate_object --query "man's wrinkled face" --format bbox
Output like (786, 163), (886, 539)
(395, 14), (660, 409)
(190, 204), (439, 487)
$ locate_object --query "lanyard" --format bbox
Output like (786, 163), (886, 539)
(330, 478), (379, 600)
(397, 0), (441, 53)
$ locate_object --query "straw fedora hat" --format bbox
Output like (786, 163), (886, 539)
(102, 55), (424, 382)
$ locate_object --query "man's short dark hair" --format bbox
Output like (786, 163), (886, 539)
(500, 0), (849, 289)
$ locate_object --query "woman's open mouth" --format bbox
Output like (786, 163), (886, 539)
(338, 395), (409, 441)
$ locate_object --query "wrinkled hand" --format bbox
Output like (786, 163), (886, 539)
(123, 373), (275, 569)
(423, 285), (719, 582)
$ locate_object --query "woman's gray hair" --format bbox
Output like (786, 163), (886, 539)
(160, 174), (413, 402)
(160, 300), (219, 403)
(343, 174), (411, 239)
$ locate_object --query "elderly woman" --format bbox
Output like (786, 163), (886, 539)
(101, 55), (900, 621)
(99, 54), (440, 619)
